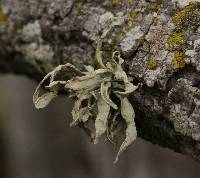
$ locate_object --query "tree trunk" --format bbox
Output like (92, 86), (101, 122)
(0, 0), (200, 161)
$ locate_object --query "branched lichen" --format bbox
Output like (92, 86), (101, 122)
(33, 16), (139, 163)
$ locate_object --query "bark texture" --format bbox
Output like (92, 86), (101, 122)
(0, 0), (200, 161)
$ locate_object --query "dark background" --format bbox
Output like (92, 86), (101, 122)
(0, 74), (200, 178)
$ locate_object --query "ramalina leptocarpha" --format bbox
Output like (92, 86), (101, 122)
(33, 15), (139, 163)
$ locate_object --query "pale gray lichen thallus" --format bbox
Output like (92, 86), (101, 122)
(33, 15), (139, 163)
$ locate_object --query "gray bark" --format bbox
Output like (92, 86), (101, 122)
(0, 0), (200, 161)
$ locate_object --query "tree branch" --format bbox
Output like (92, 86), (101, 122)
(0, 0), (200, 161)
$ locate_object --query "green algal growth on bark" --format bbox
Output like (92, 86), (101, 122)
(33, 16), (139, 163)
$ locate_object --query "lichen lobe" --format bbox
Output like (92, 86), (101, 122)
(33, 16), (139, 163)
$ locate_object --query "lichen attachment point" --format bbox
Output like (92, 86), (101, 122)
(33, 15), (139, 163)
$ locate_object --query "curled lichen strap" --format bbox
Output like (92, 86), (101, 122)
(94, 94), (110, 144)
(33, 72), (55, 109)
(33, 63), (83, 109)
(100, 80), (118, 109)
(114, 97), (137, 163)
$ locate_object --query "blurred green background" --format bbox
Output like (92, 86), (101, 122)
(0, 74), (200, 178)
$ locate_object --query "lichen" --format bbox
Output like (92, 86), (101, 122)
(150, 2), (161, 10)
(74, 1), (83, 12)
(111, 0), (121, 6)
(33, 16), (139, 163)
(130, 9), (137, 22)
(172, 51), (186, 69)
(21, 21), (41, 42)
(147, 59), (158, 69)
(18, 21), (54, 72)
(120, 25), (144, 53)
(128, 0), (134, 5)
(185, 38), (200, 71)
(173, 2), (196, 25)
(168, 78), (200, 141)
(99, 12), (114, 27)
(167, 31), (186, 46)
(172, 0), (197, 8)
(82, 8), (107, 41)
(153, 15), (160, 24)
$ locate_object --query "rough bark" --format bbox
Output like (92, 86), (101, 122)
(0, 0), (200, 161)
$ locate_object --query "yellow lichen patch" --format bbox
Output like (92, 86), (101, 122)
(173, 2), (196, 25)
(153, 16), (160, 24)
(130, 9), (137, 22)
(172, 51), (185, 69)
(0, 7), (6, 25)
(147, 59), (158, 69)
(128, 0), (133, 5)
(111, 0), (121, 6)
(151, 2), (161, 10)
(167, 31), (186, 46)
(74, 1), (82, 12)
